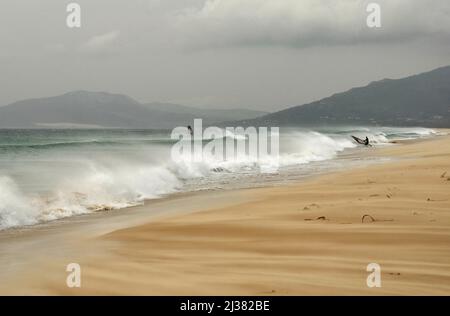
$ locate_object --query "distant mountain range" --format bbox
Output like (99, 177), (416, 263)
(0, 91), (267, 129)
(1, 66), (449, 129)
(237, 65), (450, 128)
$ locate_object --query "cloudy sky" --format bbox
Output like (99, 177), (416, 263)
(1, 0), (449, 111)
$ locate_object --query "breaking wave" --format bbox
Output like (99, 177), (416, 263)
(0, 127), (437, 229)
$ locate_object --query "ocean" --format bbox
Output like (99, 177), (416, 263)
(0, 126), (438, 230)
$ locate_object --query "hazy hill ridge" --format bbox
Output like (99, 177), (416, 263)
(2, 66), (449, 129)
(0, 91), (267, 129)
(238, 66), (450, 128)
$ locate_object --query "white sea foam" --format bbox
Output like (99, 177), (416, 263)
(0, 176), (40, 228)
(0, 163), (183, 229)
(0, 127), (438, 229)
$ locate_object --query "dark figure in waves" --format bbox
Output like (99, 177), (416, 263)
(187, 125), (193, 136)
(351, 135), (371, 146)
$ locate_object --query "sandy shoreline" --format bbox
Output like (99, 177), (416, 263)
(1, 133), (450, 295)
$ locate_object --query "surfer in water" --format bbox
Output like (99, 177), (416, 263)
(364, 137), (369, 146)
(187, 125), (193, 136)
(351, 135), (371, 146)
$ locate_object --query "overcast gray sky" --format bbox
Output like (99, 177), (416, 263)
(1, 0), (449, 111)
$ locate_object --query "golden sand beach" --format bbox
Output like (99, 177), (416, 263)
(1, 133), (449, 295)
